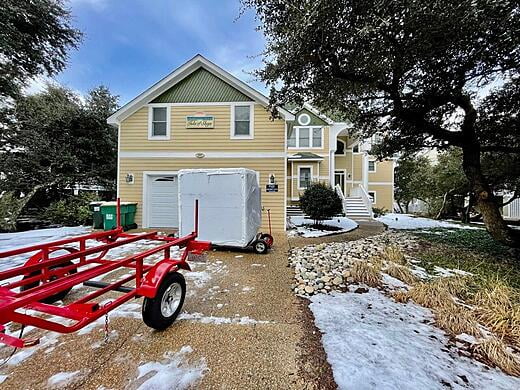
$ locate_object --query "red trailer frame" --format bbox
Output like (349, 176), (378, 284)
(0, 199), (210, 348)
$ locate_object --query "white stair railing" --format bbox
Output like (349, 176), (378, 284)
(334, 184), (348, 215)
(350, 184), (374, 218)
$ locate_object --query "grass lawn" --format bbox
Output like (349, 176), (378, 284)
(413, 228), (520, 290)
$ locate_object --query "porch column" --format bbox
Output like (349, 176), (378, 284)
(362, 152), (369, 190)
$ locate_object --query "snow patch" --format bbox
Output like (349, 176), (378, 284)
(289, 216), (358, 238)
(135, 346), (207, 390)
(310, 290), (520, 390)
(0, 226), (90, 272)
(179, 312), (271, 325)
(377, 214), (481, 230)
(47, 370), (81, 386)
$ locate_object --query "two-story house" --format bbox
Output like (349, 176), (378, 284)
(108, 55), (395, 232)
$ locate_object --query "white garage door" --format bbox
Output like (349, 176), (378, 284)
(149, 176), (178, 228)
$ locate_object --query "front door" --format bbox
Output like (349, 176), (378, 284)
(334, 170), (345, 193)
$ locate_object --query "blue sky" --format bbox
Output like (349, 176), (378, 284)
(48, 0), (266, 105)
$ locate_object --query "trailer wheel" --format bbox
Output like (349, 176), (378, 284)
(260, 233), (274, 247)
(20, 262), (76, 304)
(142, 272), (186, 330)
(253, 239), (268, 254)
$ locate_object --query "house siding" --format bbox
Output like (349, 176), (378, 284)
(119, 157), (285, 232)
(118, 103), (286, 232)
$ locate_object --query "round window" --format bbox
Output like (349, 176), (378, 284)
(298, 113), (311, 126)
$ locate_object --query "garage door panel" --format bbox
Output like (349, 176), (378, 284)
(149, 175), (178, 228)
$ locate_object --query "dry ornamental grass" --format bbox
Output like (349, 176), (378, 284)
(473, 338), (520, 377)
(382, 245), (406, 265)
(391, 290), (410, 303)
(351, 261), (382, 287)
(434, 303), (481, 337)
(409, 282), (454, 310)
(473, 282), (520, 345)
(385, 263), (418, 285)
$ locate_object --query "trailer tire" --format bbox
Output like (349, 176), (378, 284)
(253, 239), (268, 254)
(21, 261), (76, 304)
(142, 272), (186, 330)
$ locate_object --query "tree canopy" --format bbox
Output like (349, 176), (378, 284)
(0, 0), (81, 101)
(0, 84), (118, 204)
(245, 0), (520, 247)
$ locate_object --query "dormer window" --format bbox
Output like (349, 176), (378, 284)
(148, 105), (171, 140)
(288, 126), (323, 148)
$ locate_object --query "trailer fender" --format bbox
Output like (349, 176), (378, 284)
(23, 246), (78, 276)
(138, 260), (189, 298)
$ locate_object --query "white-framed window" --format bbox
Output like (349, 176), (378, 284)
(368, 191), (376, 204)
(148, 105), (171, 140)
(230, 103), (254, 139)
(288, 126), (323, 149)
(368, 160), (376, 172)
(335, 139), (346, 155)
(352, 143), (360, 153)
(298, 166), (313, 189)
(298, 113), (311, 125)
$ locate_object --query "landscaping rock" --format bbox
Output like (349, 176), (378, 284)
(288, 231), (419, 296)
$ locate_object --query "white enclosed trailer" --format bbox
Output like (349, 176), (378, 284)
(178, 168), (273, 253)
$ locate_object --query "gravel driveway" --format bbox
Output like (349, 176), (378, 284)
(0, 232), (337, 390)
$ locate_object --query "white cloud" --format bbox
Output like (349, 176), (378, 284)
(70, 0), (108, 11)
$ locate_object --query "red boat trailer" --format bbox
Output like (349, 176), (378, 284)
(0, 199), (210, 348)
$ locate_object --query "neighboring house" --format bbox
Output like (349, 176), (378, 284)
(501, 192), (520, 221)
(108, 55), (395, 232)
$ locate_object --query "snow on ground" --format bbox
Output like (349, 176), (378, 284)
(0, 226), (90, 272)
(310, 289), (520, 390)
(178, 312), (271, 325)
(289, 216), (358, 238)
(377, 213), (480, 230)
(47, 370), (82, 387)
(134, 346), (207, 390)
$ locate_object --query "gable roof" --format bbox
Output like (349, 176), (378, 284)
(107, 54), (294, 125)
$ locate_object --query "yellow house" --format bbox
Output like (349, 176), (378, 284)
(108, 55), (395, 232)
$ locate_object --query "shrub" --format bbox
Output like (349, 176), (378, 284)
(0, 192), (20, 231)
(299, 183), (343, 224)
(42, 193), (98, 226)
(372, 207), (387, 217)
(409, 282), (454, 309)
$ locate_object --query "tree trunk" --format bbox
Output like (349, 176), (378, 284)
(462, 144), (520, 247)
(461, 193), (474, 223)
(436, 190), (451, 220)
(397, 202), (404, 214)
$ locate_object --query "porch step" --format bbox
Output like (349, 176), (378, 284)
(287, 206), (304, 217)
(344, 196), (372, 221)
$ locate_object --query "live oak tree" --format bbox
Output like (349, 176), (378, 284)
(244, 0), (520, 247)
(0, 85), (118, 230)
(0, 0), (81, 101)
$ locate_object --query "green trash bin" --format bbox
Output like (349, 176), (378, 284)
(100, 202), (138, 231)
(89, 201), (104, 229)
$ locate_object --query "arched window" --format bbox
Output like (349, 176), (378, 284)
(335, 139), (346, 155)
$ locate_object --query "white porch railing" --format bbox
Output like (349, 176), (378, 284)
(335, 184), (348, 214)
(505, 196), (520, 220)
(351, 184), (374, 218)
